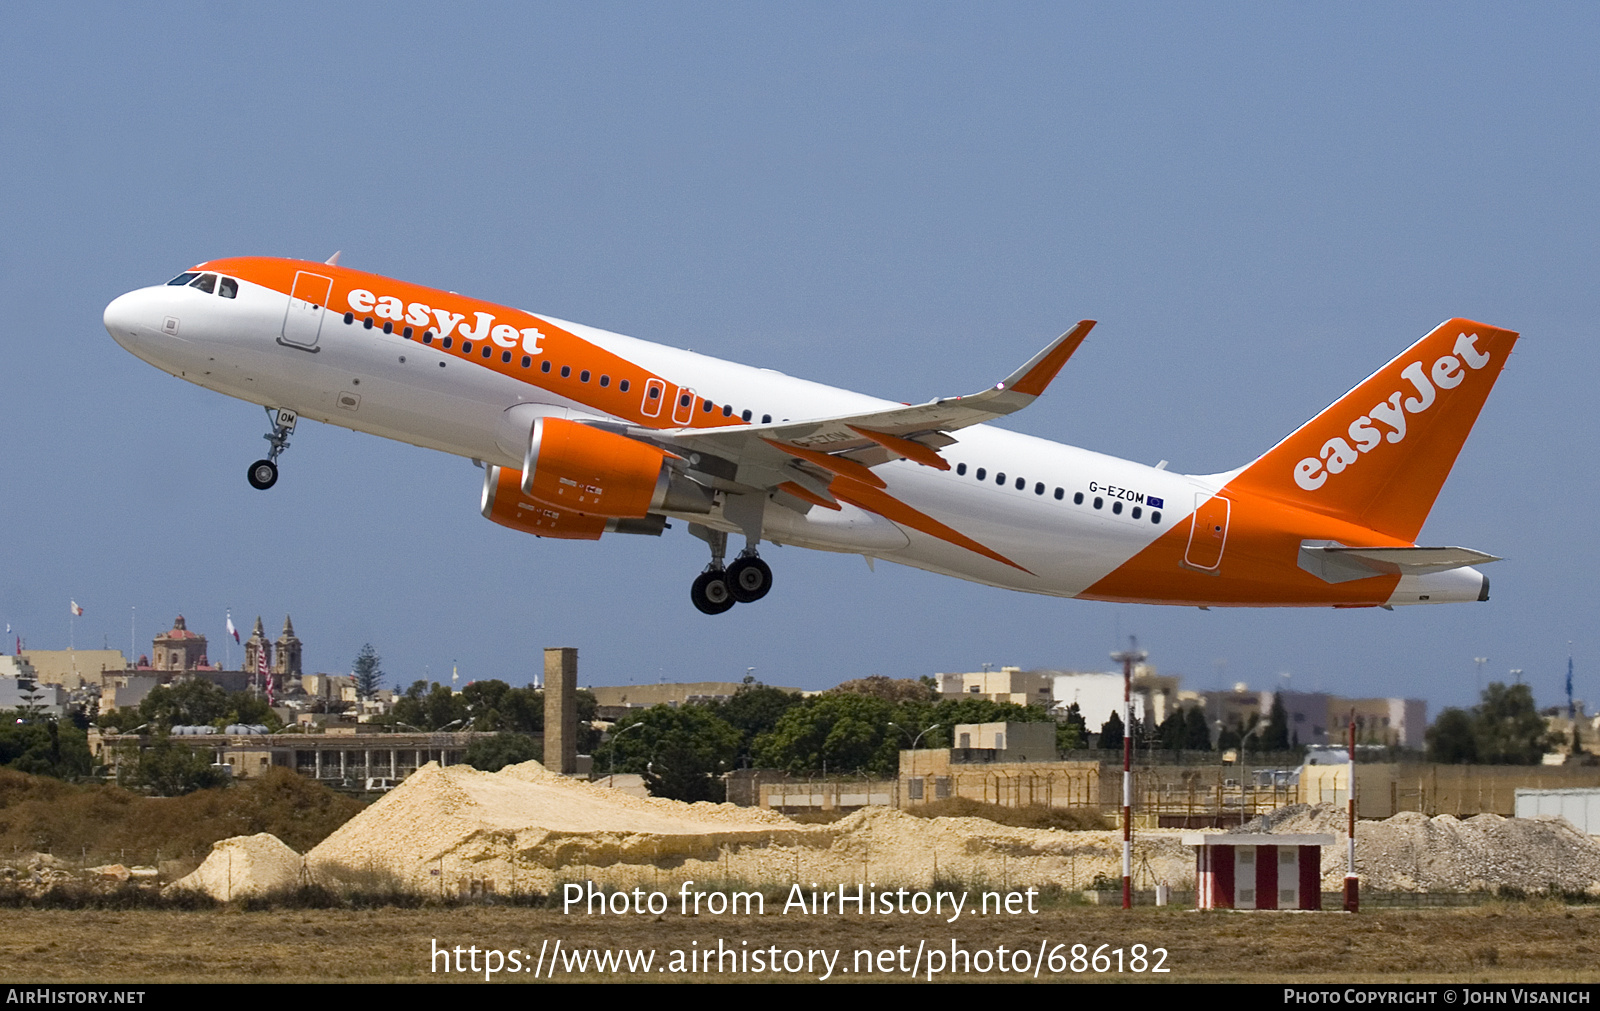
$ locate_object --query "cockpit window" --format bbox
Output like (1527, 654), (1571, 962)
(218, 276), (238, 299)
(166, 272), (199, 286)
(188, 273), (217, 294)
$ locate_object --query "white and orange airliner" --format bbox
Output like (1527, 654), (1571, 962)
(104, 257), (1516, 614)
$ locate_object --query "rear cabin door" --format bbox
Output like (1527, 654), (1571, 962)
(1183, 493), (1230, 571)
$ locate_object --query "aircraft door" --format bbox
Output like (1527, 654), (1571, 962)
(280, 271), (332, 351)
(641, 378), (666, 418)
(672, 386), (696, 425)
(1183, 493), (1230, 571)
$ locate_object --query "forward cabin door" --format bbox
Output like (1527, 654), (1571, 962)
(1183, 494), (1230, 571)
(280, 271), (332, 351)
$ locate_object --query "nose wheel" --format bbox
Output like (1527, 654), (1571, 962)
(247, 459), (279, 490)
(248, 407), (297, 491)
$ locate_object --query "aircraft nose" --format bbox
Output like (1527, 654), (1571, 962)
(104, 289), (155, 348)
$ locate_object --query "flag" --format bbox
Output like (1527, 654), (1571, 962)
(70, 601), (83, 617)
(226, 612), (239, 643)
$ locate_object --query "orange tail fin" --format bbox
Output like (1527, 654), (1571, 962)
(1227, 318), (1519, 542)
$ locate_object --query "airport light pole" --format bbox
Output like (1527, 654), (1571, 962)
(1111, 636), (1147, 910)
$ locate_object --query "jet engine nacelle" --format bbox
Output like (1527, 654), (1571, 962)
(481, 465), (668, 540)
(521, 417), (713, 517)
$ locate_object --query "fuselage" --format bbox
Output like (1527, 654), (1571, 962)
(104, 257), (1501, 609)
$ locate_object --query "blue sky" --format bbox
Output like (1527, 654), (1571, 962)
(2, 3), (1596, 712)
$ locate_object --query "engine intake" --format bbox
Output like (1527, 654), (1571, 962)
(522, 417), (713, 517)
(481, 465), (668, 539)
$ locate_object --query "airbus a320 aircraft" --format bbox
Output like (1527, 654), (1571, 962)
(104, 257), (1516, 614)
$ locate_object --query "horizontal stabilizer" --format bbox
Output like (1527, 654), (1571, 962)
(1298, 541), (1501, 583)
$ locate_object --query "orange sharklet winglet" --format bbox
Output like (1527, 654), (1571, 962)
(1003, 320), (1096, 397)
(847, 426), (951, 470)
(828, 476), (1032, 574)
(777, 481), (842, 511)
(764, 440), (887, 489)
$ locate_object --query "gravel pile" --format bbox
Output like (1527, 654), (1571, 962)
(165, 833), (303, 900)
(1238, 803), (1600, 893)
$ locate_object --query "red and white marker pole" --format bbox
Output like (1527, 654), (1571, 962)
(1344, 711), (1359, 913)
(1111, 638), (1147, 910)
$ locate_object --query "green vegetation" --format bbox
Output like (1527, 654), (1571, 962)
(1427, 682), (1558, 765)
(0, 767), (363, 865)
(352, 643), (384, 699)
(96, 679), (282, 733)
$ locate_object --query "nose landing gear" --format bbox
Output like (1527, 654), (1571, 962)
(247, 407), (297, 491)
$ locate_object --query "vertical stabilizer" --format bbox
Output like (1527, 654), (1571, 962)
(1227, 318), (1518, 542)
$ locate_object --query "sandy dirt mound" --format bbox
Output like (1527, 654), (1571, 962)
(165, 833), (303, 900)
(305, 761), (806, 893)
(303, 761), (1197, 895)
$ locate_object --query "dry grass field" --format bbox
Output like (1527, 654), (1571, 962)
(1, 902), (1597, 983)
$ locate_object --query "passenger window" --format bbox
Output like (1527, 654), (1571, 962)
(462, 340), (473, 352)
(1132, 506), (1142, 519)
(441, 337), (452, 349)
(1093, 497), (1103, 509)
(1034, 482), (1044, 495)
(1112, 501), (1122, 515)
(500, 350), (511, 363)
(218, 277), (238, 299)
(166, 272), (199, 286)
(956, 463), (967, 476)
(1054, 488), (1064, 500)
(1074, 492), (1084, 505)
(620, 379), (631, 393)
(403, 327), (413, 338)
(762, 414), (771, 424)
(600, 375), (610, 387)
(680, 393), (691, 407)
(521, 356), (532, 368)
(1151, 511), (1162, 524)
(541, 361), (551, 373)
(996, 472), (1006, 485)
(561, 365), (571, 378)
(702, 399), (713, 413)
(975, 468), (986, 481)
(1015, 477), (1025, 490)
(722, 404), (732, 417)
(189, 273), (217, 294)
(580, 370), (590, 382)
(741, 409), (751, 421)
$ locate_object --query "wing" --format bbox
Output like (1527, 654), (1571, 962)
(631, 320), (1096, 504)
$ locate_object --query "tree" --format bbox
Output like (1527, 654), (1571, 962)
(832, 676), (937, 703)
(464, 732), (541, 772)
(1473, 682), (1554, 765)
(353, 644), (384, 699)
(706, 680), (803, 767)
(594, 705), (740, 802)
(1183, 706), (1213, 751)
(121, 734), (229, 795)
(1261, 694), (1291, 752)
(753, 694), (900, 776)
(1425, 683), (1558, 765)
(1426, 707), (1477, 763)
(1098, 711), (1124, 751)
(0, 720), (92, 779)
(139, 680), (231, 727)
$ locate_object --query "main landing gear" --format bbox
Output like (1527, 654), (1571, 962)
(247, 407), (298, 491)
(688, 526), (773, 615)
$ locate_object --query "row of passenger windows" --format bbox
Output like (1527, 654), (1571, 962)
(953, 462), (1162, 524)
(167, 271), (238, 298)
(341, 311), (779, 424)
